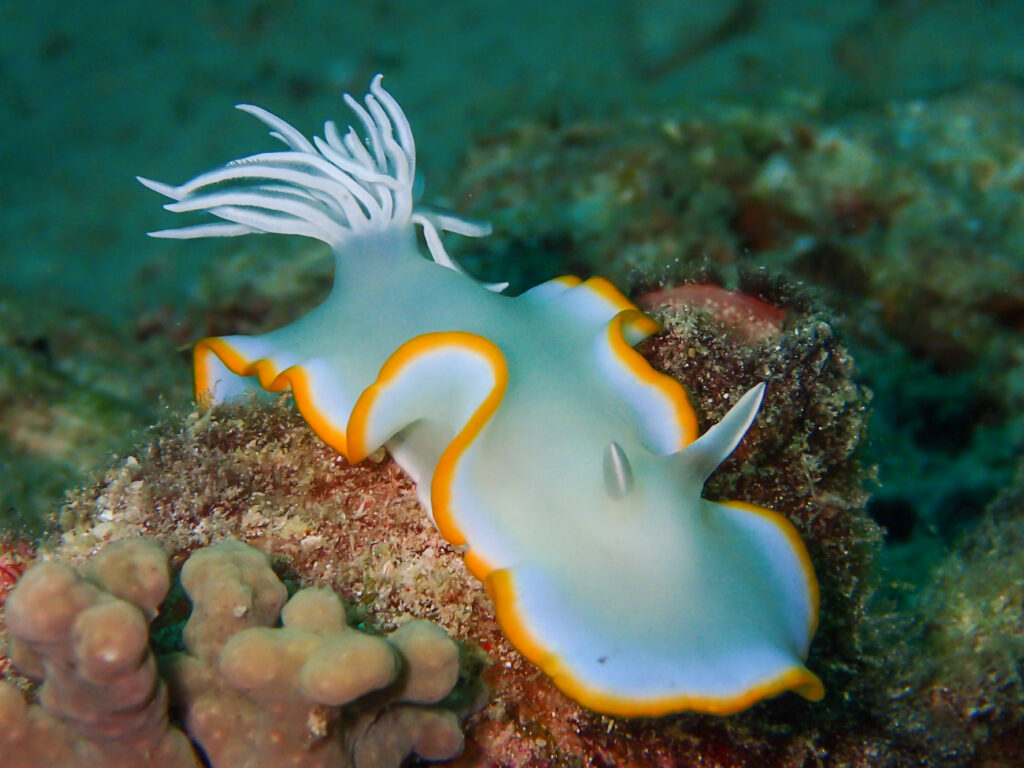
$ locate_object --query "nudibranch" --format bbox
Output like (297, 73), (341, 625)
(139, 75), (823, 717)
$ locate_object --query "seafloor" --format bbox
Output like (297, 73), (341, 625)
(2, 2), (1024, 767)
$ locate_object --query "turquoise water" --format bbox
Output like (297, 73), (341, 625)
(6, 1), (1020, 314)
(2, 2), (1024, 764)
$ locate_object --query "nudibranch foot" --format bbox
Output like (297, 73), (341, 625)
(141, 75), (822, 717)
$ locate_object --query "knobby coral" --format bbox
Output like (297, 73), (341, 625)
(1, 538), (466, 768)
(1, 539), (199, 768)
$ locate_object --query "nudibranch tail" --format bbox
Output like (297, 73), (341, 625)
(141, 75), (822, 718)
(475, 383), (823, 718)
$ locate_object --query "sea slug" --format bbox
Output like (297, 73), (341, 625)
(139, 75), (823, 717)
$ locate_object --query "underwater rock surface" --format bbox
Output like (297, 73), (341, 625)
(37, 285), (888, 766)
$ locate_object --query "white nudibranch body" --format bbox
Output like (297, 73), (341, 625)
(140, 75), (823, 717)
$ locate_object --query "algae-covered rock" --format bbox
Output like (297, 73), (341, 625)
(50, 299), (884, 767)
(882, 461), (1024, 765)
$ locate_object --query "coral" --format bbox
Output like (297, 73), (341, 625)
(2, 538), (466, 768)
(0, 538), (199, 768)
(164, 540), (464, 768)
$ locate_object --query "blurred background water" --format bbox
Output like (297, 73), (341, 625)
(3, 0), (1023, 314)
